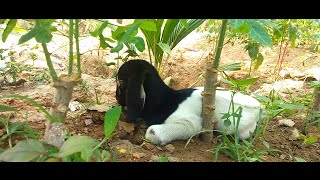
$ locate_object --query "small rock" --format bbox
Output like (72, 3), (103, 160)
(68, 101), (82, 112)
(168, 157), (180, 162)
(84, 119), (93, 126)
(279, 154), (286, 160)
(289, 128), (300, 141)
(132, 152), (146, 159)
(278, 119), (295, 127)
(151, 155), (160, 162)
(141, 142), (156, 150)
(165, 144), (175, 153)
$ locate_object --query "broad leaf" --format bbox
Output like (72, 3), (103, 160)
(220, 78), (236, 86)
(104, 106), (122, 138)
(111, 22), (140, 53)
(0, 139), (46, 162)
(253, 53), (264, 71)
(223, 119), (231, 127)
(229, 19), (247, 30)
(55, 136), (99, 158)
(139, 20), (157, 31)
(126, 36), (145, 52)
(81, 148), (94, 162)
(158, 42), (171, 55)
(18, 28), (39, 44)
(236, 77), (259, 86)
(2, 19), (17, 42)
(35, 29), (53, 43)
(246, 20), (272, 47)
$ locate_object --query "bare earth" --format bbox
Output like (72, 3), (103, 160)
(1, 31), (320, 162)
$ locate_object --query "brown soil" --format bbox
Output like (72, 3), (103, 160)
(1, 31), (320, 162)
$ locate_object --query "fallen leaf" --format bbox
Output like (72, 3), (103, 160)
(165, 144), (175, 153)
(132, 152), (145, 159)
(118, 121), (135, 133)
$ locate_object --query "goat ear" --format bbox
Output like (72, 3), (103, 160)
(126, 71), (146, 122)
(116, 76), (126, 106)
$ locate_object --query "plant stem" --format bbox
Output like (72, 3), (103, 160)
(41, 43), (58, 81)
(68, 19), (74, 75)
(213, 20), (228, 69)
(201, 19), (228, 142)
(75, 19), (81, 76)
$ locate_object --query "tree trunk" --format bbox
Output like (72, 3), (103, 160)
(43, 73), (81, 147)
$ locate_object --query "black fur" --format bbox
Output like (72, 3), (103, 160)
(116, 59), (195, 126)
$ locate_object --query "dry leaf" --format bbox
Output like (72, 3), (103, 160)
(132, 152), (145, 159)
(118, 121), (135, 133)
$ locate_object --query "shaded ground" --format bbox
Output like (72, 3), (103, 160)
(1, 30), (320, 162)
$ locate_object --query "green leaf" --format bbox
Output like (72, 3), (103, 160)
(18, 28), (39, 44)
(101, 150), (111, 162)
(81, 148), (94, 162)
(2, 19), (17, 42)
(253, 53), (264, 71)
(0, 19), (6, 24)
(111, 22), (140, 53)
(303, 136), (318, 145)
(35, 29), (53, 43)
(244, 42), (259, 59)
(99, 34), (108, 49)
(104, 106), (122, 138)
(0, 105), (16, 112)
(126, 36), (145, 52)
(235, 24), (250, 33)
(179, 19), (189, 28)
(220, 78), (236, 86)
(55, 136), (99, 158)
(229, 19), (246, 29)
(310, 81), (320, 87)
(236, 77), (259, 86)
(139, 20), (157, 31)
(223, 119), (231, 127)
(278, 103), (306, 110)
(294, 157), (307, 162)
(220, 112), (231, 120)
(159, 156), (169, 162)
(0, 139), (46, 162)
(110, 43), (123, 53)
(99, 21), (109, 34)
(246, 20), (272, 47)
(253, 94), (272, 103)
(157, 42), (171, 55)
(219, 62), (243, 71)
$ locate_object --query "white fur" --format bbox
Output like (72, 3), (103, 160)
(145, 87), (262, 145)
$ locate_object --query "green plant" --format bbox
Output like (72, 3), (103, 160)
(254, 89), (306, 134)
(0, 105), (40, 148)
(209, 92), (278, 162)
(0, 105), (122, 162)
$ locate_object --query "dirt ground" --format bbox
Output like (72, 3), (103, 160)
(1, 29), (320, 162)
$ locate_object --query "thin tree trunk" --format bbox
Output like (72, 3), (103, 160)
(312, 87), (320, 112)
(201, 20), (228, 142)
